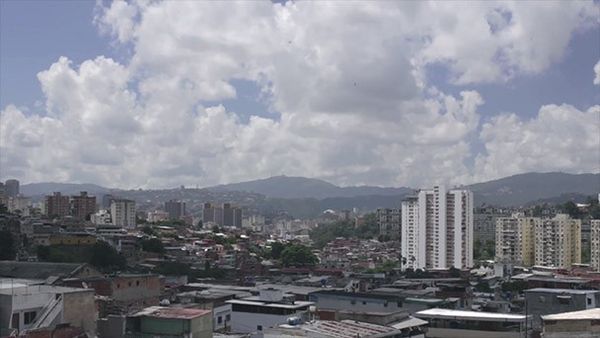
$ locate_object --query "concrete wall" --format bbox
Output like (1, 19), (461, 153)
(111, 275), (161, 302)
(425, 328), (522, 338)
(230, 311), (303, 333)
(526, 292), (599, 329)
(213, 304), (231, 330)
(62, 290), (97, 335)
(543, 319), (600, 338)
(309, 293), (403, 313)
(191, 314), (213, 338)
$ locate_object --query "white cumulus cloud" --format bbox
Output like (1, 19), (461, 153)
(1, 0), (598, 188)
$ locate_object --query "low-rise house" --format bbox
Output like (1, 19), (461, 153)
(62, 274), (162, 316)
(0, 284), (97, 336)
(414, 308), (527, 338)
(226, 288), (313, 333)
(524, 288), (600, 330)
(541, 308), (600, 338)
(264, 319), (427, 338)
(124, 306), (212, 338)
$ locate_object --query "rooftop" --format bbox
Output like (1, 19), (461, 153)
(542, 308), (600, 321)
(226, 299), (314, 309)
(284, 320), (395, 338)
(0, 284), (93, 296)
(131, 306), (211, 320)
(525, 288), (599, 295)
(0, 261), (91, 279)
(415, 308), (526, 322)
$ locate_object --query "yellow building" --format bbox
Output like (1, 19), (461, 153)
(49, 233), (97, 246)
(495, 214), (537, 266)
(590, 219), (600, 272)
(534, 214), (581, 269)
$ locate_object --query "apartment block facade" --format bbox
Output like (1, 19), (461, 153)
(111, 199), (137, 229)
(44, 192), (71, 218)
(495, 214), (537, 266)
(534, 214), (581, 269)
(71, 191), (97, 220)
(377, 208), (401, 240)
(400, 186), (473, 270)
(591, 219), (600, 272)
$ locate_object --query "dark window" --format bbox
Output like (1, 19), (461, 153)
(136, 281), (140, 286)
(24, 311), (36, 325)
(362, 301), (367, 305)
(257, 325), (263, 331)
(11, 313), (19, 329)
(128, 282), (132, 287)
(218, 316), (222, 324)
(117, 283), (120, 288)
(351, 300), (356, 305)
(587, 298), (592, 305)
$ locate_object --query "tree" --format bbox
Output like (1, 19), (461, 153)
(0, 231), (16, 260)
(562, 201), (581, 219)
(141, 226), (157, 236)
(270, 242), (285, 260)
(141, 238), (165, 254)
(281, 244), (318, 267)
(89, 241), (126, 271)
(197, 220), (203, 228)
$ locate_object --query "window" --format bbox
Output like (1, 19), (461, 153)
(117, 283), (120, 288)
(24, 311), (37, 325)
(587, 298), (592, 306)
(362, 301), (367, 305)
(136, 281), (140, 286)
(128, 282), (132, 287)
(257, 325), (263, 331)
(218, 316), (222, 324)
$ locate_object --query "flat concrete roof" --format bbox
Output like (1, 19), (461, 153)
(131, 306), (211, 320)
(525, 288), (599, 295)
(226, 299), (313, 309)
(542, 308), (600, 321)
(0, 284), (92, 296)
(415, 308), (526, 322)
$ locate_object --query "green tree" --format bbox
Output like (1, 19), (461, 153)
(89, 241), (126, 271)
(281, 244), (318, 267)
(270, 242), (285, 260)
(0, 231), (16, 260)
(562, 201), (581, 218)
(141, 226), (157, 236)
(141, 238), (165, 254)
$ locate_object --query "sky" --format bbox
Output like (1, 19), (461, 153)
(0, 0), (599, 189)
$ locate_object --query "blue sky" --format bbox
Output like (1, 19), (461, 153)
(0, 1), (598, 188)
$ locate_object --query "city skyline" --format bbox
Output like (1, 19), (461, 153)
(0, 1), (598, 189)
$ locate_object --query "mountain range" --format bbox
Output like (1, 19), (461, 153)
(19, 172), (600, 217)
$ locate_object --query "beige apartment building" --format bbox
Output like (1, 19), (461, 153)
(495, 214), (537, 266)
(591, 219), (600, 272)
(534, 214), (581, 269)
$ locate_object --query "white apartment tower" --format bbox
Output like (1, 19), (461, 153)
(401, 186), (473, 270)
(495, 214), (537, 266)
(534, 214), (581, 269)
(110, 199), (136, 229)
(591, 219), (600, 272)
